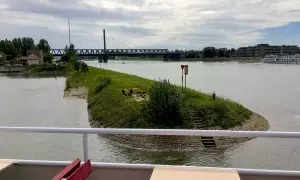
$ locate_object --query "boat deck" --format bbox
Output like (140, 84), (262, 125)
(0, 161), (299, 180)
(1, 127), (300, 180)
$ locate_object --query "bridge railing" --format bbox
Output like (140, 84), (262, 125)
(1, 126), (300, 176)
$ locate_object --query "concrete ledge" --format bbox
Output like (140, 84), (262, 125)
(0, 159), (15, 172)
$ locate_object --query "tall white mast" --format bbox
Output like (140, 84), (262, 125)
(68, 17), (71, 46)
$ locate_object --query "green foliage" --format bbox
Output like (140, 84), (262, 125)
(145, 79), (183, 127)
(65, 78), (71, 90)
(193, 99), (252, 129)
(203, 47), (217, 58)
(0, 37), (50, 58)
(61, 44), (78, 64)
(37, 39), (51, 53)
(66, 67), (252, 129)
(94, 77), (111, 93)
(43, 52), (54, 64)
(25, 64), (66, 74)
(74, 61), (80, 72)
(0, 40), (17, 58)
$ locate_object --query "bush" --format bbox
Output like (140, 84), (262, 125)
(193, 100), (248, 129)
(26, 64), (66, 72)
(65, 78), (71, 90)
(145, 79), (183, 128)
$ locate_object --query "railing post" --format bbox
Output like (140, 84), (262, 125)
(82, 133), (88, 161)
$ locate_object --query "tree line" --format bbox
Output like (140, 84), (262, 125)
(177, 48), (237, 58)
(0, 37), (53, 63)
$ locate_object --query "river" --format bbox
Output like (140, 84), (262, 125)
(0, 61), (300, 171)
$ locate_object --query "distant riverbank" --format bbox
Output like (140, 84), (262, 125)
(0, 64), (67, 77)
(117, 57), (261, 63)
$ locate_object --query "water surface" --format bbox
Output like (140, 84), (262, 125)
(1, 61), (300, 171)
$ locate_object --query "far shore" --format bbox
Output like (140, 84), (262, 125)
(108, 57), (261, 63)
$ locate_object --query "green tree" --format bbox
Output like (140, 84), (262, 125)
(37, 39), (51, 53)
(3, 40), (17, 58)
(225, 50), (230, 57)
(69, 44), (75, 51)
(202, 47), (217, 58)
(12, 38), (22, 55)
(146, 79), (183, 127)
(0, 52), (4, 64)
(21, 37), (36, 56)
(218, 49), (225, 57)
(43, 52), (54, 64)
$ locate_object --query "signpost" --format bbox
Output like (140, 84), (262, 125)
(180, 65), (184, 92)
(184, 65), (188, 91)
(180, 65), (188, 93)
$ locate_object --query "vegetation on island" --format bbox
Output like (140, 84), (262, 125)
(65, 52), (252, 129)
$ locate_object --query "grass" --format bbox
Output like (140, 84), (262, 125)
(66, 66), (252, 129)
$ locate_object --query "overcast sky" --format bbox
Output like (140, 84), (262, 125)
(1, 0), (300, 49)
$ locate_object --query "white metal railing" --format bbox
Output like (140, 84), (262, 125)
(1, 126), (300, 176)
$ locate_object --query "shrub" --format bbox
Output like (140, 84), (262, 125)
(194, 100), (247, 129)
(145, 79), (183, 128)
(65, 78), (71, 90)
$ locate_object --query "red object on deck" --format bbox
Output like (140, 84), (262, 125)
(67, 160), (93, 180)
(52, 159), (93, 180)
(180, 65), (185, 69)
(52, 158), (81, 180)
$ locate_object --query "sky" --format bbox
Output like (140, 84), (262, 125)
(0, 0), (300, 50)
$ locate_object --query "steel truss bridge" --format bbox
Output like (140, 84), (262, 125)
(50, 49), (177, 57)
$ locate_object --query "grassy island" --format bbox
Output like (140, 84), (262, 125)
(66, 66), (254, 130)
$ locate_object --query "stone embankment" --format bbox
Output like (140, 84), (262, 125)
(64, 86), (269, 151)
(102, 113), (269, 151)
(64, 87), (88, 99)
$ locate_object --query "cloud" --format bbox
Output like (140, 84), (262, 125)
(0, 0), (300, 49)
(4, 0), (143, 21)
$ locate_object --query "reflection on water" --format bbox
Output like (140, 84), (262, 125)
(114, 143), (228, 167)
(1, 60), (300, 170)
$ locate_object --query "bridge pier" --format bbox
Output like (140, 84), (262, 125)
(102, 55), (108, 63)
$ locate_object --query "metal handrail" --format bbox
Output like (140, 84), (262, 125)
(1, 126), (300, 176)
(1, 126), (300, 138)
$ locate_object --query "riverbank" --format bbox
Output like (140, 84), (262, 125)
(118, 57), (261, 63)
(23, 64), (67, 77)
(178, 57), (261, 62)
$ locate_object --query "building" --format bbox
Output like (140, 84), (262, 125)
(20, 54), (42, 65)
(237, 44), (299, 57)
(27, 50), (44, 63)
(12, 50), (44, 66)
(237, 46), (255, 57)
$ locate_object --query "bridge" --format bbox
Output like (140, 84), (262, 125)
(50, 49), (172, 56)
(50, 29), (181, 62)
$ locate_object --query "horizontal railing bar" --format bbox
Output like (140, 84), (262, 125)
(9, 159), (300, 177)
(0, 126), (300, 138)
